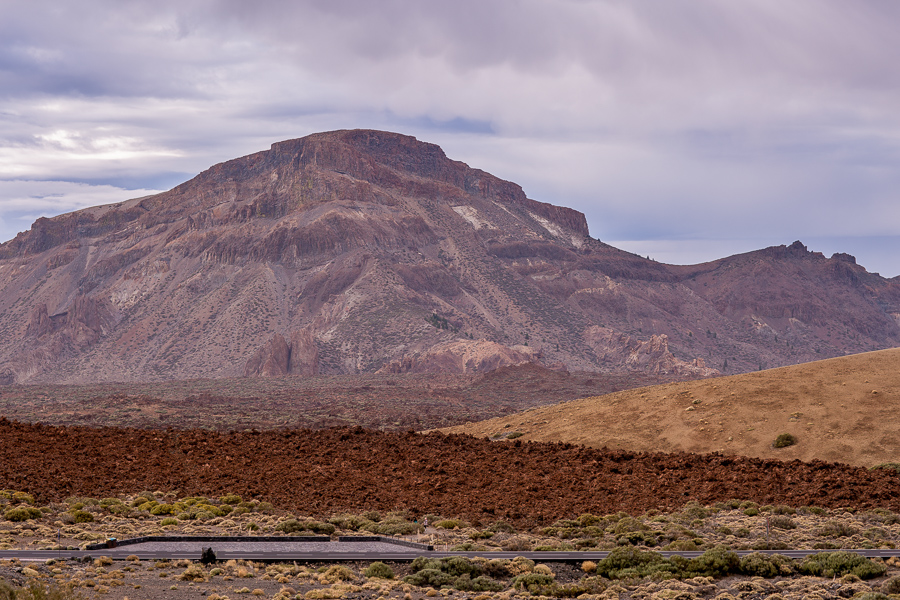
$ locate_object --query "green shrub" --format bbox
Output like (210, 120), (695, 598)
(773, 433), (797, 448)
(799, 552), (887, 579)
(882, 575), (900, 594)
(451, 542), (486, 551)
(70, 510), (94, 523)
(506, 432), (524, 439)
(195, 503), (223, 517)
(12, 492), (35, 505)
(865, 508), (900, 525)
(513, 572), (555, 594)
(306, 520), (336, 535)
(404, 568), (454, 588)
(664, 539), (699, 551)
(319, 565), (355, 583)
(680, 546), (740, 578)
(361, 510), (381, 522)
(617, 530), (658, 547)
(744, 507), (760, 516)
(800, 505), (827, 516)
(769, 515), (797, 530)
(275, 519), (305, 534)
(408, 557), (442, 573)
(489, 520), (516, 533)
(870, 463), (900, 473)
(396, 555), (503, 591)
(679, 501), (712, 520)
(328, 514), (374, 531)
(740, 552), (795, 577)
(595, 547), (675, 579)
(817, 521), (858, 538)
(363, 515), (417, 536)
(220, 494), (242, 505)
(612, 517), (649, 536)
(1, 580), (82, 600)
(160, 517), (179, 526)
(439, 557), (482, 578)
(435, 519), (467, 530)
(363, 562), (394, 579)
(5, 506), (42, 522)
(454, 574), (503, 592)
(150, 504), (175, 516)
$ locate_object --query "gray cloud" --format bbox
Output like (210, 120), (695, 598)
(1, 0), (899, 275)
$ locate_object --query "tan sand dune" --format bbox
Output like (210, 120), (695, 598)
(442, 348), (900, 468)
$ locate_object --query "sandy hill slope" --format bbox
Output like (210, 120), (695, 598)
(1, 129), (899, 385)
(442, 348), (900, 468)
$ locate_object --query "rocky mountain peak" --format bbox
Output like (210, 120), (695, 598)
(0, 130), (898, 384)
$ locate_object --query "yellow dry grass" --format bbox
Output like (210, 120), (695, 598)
(441, 348), (900, 468)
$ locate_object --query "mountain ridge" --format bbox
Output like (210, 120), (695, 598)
(1, 129), (898, 384)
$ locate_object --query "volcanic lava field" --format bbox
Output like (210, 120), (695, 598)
(2, 419), (898, 527)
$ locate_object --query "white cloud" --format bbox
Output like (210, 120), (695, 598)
(1, 0), (899, 276)
(0, 180), (162, 242)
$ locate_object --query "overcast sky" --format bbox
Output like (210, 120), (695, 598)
(2, 1), (899, 276)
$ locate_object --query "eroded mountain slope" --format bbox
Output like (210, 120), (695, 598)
(0, 130), (898, 384)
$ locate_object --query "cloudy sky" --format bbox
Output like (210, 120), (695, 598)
(2, 1), (899, 276)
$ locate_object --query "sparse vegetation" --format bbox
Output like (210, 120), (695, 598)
(774, 433), (797, 448)
(0, 493), (899, 599)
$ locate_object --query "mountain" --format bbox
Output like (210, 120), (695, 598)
(1, 129), (899, 384)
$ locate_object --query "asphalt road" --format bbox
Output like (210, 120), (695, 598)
(3, 538), (900, 563)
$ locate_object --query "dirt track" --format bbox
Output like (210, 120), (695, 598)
(1, 418), (898, 526)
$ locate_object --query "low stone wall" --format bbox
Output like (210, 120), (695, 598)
(85, 535), (330, 550)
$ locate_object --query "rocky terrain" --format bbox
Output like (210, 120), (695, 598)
(444, 347), (900, 468)
(2, 419), (899, 526)
(1, 129), (899, 385)
(0, 364), (670, 432)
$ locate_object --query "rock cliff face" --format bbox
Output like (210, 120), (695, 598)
(1, 129), (899, 384)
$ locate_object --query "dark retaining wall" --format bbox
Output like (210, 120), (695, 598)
(86, 535), (433, 551)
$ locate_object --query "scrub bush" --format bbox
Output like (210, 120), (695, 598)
(799, 552), (887, 579)
(363, 562), (394, 579)
(5, 506), (42, 522)
(773, 433), (797, 448)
